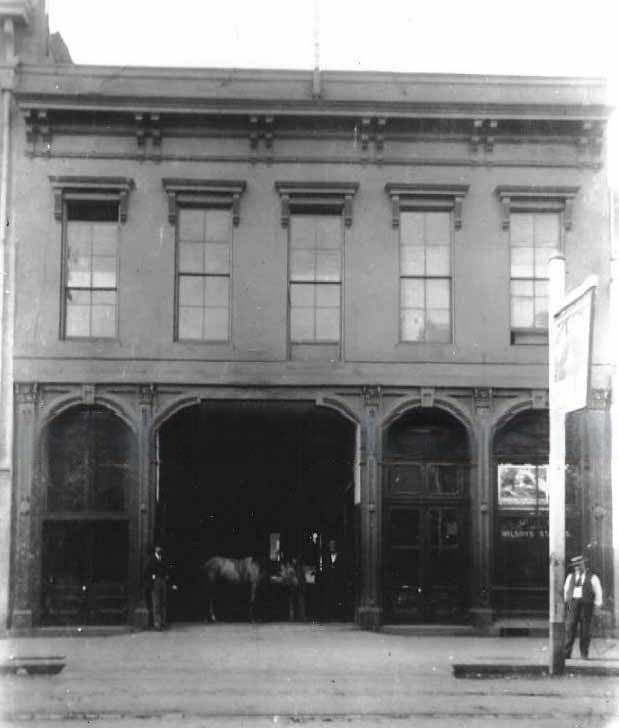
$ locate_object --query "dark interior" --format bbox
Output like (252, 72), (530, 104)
(156, 400), (356, 621)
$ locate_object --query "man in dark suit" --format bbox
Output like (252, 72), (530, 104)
(320, 538), (349, 621)
(144, 545), (174, 630)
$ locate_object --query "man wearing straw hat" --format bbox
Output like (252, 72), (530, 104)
(563, 554), (603, 660)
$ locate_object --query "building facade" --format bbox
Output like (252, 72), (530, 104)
(0, 1), (614, 632)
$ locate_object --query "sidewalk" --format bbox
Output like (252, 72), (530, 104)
(0, 623), (618, 725)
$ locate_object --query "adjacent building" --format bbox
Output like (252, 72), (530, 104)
(0, 0), (614, 632)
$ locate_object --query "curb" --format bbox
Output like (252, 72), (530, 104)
(453, 663), (619, 679)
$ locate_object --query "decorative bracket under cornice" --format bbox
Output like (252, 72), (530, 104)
(248, 115), (275, 153)
(162, 178), (247, 225)
(274, 181), (359, 228)
(495, 185), (579, 231)
(134, 112), (161, 154)
(23, 108), (51, 155)
(385, 183), (469, 229)
(49, 176), (135, 222)
(470, 119), (498, 152)
(577, 120), (604, 153)
(358, 117), (387, 161)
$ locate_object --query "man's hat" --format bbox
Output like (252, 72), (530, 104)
(569, 555), (587, 567)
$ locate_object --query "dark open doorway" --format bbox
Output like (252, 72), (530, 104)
(156, 400), (356, 621)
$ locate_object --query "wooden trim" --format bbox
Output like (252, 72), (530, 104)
(49, 176), (135, 222)
(162, 178), (247, 225)
(274, 181), (359, 228)
(385, 183), (469, 229)
(495, 185), (579, 231)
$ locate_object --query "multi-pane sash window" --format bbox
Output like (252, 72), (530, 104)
(177, 207), (231, 341)
(64, 200), (118, 338)
(400, 211), (451, 343)
(510, 212), (559, 338)
(289, 215), (342, 342)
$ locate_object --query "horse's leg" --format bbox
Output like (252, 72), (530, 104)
(248, 583), (256, 623)
(288, 589), (294, 622)
(208, 596), (216, 623)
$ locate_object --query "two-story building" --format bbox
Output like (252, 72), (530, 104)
(0, 0), (614, 632)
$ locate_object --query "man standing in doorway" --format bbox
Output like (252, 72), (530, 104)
(144, 545), (173, 631)
(563, 554), (603, 660)
(320, 538), (348, 621)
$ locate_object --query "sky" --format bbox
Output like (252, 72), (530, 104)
(47, 0), (618, 184)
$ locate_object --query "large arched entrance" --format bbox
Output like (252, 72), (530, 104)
(382, 407), (471, 623)
(39, 405), (137, 625)
(492, 408), (582, 616)
(155, 400), (357, 621)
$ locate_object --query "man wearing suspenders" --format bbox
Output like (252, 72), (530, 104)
(563, 554), (603, 660)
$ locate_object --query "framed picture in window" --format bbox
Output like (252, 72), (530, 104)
(498, 464), (548, 508)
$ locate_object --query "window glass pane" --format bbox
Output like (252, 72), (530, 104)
(401, 279), (424, 308)
(316, 283), (340, 308)
(67, 222), (92, 255)
(179, 242), (204, 273)
(426, 279), (450, 309)
(315, 252), (341, 281)
(401, 309), (425, 341)
(511, 214), (534, 245)
(290, 308), (314, 340)
(290, 250), (316, 281)
(400, 212), (424, 246)
(314, 217), (341, 249)
(534, 280), (548, 299)
(205, 210), (230, 242)
(178, 307), (203, 339)
(315, 308), (340, 340)
(67, 256), (91, 288)
(401, 245), (425, 276)
(535, 213), (560, 246)
(511, 247), (534, 277)
(203, 243), (230, 274)
(425, 246), (450, 276)
(92, 224), (117, 256)
(179, 276), (204, 307)
(204, 308), (229, 340)
(65, 300), (91, 337)
(179, 209), (205, 241)
(425, 212), (450, 244)
(534, 248), (551, 278)
(426, 308), (451, 342)
(204, 276), (229, 307)
(92, 256), (116, 288)
(290, 217), (315, 249)
(91, 303), (116, 338)
(511, 280), (534, 297)
(534, 302), (548, 328)
(511, 297), (534, 328)
(290, 283), (314, 307)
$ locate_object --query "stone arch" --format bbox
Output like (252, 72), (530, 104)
(40, 393), (137, 434)
(382, 394), (477, 460)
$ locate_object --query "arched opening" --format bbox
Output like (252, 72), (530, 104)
(156, 400), (357, 621)
(382, 407), (471, 623)
(40, 405), (137, 625)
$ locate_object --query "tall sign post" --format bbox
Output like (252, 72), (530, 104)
(548, 257), (597, 675)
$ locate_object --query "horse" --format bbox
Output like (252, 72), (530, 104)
(202, 555), (305, 623)
(203, 556), (264, 623)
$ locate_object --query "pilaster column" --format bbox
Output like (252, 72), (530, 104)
(11, 383), (38, 630)
(133, 384), (155, 628)
(470, 388), (493, 628)
(357, 386), (382, 631)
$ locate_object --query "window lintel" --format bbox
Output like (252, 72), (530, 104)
(274, 181), (359, 228)
(385, 183), (469, 229)
(162, 178), (247, 225)
(50, 176), (134, 222)
(495, 185), (579, 231)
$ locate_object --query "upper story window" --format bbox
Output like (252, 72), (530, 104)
(289, 214), (342, 343)
(496, 186), (578, 345)
(275, 181), (358, 357)
(163, 179), (246, 343)
(51, 176), (134, 340)
(386, 184), (468, 345)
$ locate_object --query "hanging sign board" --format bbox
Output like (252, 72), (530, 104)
(551, 276), (597, 414)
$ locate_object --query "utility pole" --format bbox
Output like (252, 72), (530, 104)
(548, 252), (566, 675)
